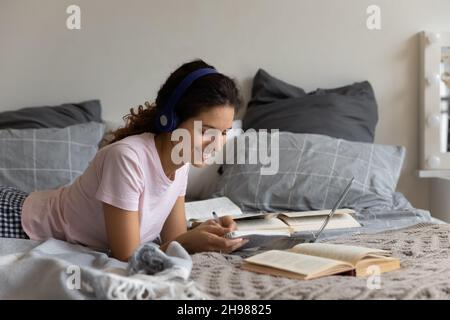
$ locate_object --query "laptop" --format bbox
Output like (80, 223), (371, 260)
(306, 176), (355, 243)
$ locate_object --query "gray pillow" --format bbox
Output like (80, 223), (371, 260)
(0, 122), (105, 192)
(243, 69), (378, 143)
(248, 69), (307, 106)
(213, 132), (405, 212)
(0, 100), (102, 129)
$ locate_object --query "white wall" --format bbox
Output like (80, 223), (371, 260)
(2, 0), (450, 211)
(430, 179), (450, 222)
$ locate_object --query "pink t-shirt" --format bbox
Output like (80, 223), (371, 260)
(21, 132), (189, 249)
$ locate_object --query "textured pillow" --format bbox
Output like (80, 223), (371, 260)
(213, 132), (405, 212)
(0, 122), (105, 192)
(243, 69), (378, 143)
(0, 100), (102, 129)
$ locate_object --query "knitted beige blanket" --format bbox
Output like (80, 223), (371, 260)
(190, 223), (450, 299)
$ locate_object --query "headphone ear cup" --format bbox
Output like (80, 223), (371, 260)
(164, 109), (177, 131)
(155, 110), (167, 132)
(155, 109), (178, 132)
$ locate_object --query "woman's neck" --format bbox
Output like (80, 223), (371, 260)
(154, 132), (183, 180)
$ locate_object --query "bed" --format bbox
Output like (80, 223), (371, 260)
(0, 214), (447, 299)
(1, 78), (448, 299)
(0, 191), (445, 300)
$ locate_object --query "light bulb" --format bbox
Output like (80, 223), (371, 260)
(426, 32), (441, 44)
(427, 114), (441, 127)
(426, 74), (441, 86)
(427, 155), (441, 168)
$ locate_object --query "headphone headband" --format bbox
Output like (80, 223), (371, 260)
(155, 67), (219, 132)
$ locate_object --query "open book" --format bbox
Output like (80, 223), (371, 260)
(185, 197), (361, 237)
(241, 243), (400, 280)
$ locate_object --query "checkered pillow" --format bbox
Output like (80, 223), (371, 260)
(0, 122), (105, 192)
(213, 132), (405, 211)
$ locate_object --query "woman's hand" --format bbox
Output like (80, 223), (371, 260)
(171, 219), (248, 254)
(191, 215), (237, 230)
(216, 215), (237, 230)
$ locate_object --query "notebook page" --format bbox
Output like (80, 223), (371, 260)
(236, 218), (289, 231)
(185, 197), (243, 221)
(290, 243), (388, 265)
(245, 250), (347, 277)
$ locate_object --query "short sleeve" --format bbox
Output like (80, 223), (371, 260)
(178, 164), (190, 197)
(95, 145), (144, 211)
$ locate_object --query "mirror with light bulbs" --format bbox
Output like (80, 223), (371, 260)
(419, 31), (450, 170)
(441, 47), (450, 152)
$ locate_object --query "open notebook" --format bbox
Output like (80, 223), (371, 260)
(241, 243), (400, 280)
(185, 197), (361, 237)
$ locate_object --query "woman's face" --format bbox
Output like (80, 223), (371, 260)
(176, 105), (235, 167)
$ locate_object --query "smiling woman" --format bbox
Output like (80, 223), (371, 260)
(9, 59), (248, 261)
(170, 109), (235, 167)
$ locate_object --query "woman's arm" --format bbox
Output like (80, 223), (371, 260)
(103, 202), (140, 262)
(159, 196), (188, 244)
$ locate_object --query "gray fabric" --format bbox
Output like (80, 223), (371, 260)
(0, 122), (105, 192)
(214, 132), (406, 212)
(191, 223), (450, 299)
(0, 238), (207, 299)
(243, 69), (378, 143)
(0, 100), (102, 129)
(127, 241), (192, 279)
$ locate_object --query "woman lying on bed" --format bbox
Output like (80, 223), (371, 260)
(0, 59), (248, 261)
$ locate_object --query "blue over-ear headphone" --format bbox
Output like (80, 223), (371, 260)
(155, 67), (219, 132)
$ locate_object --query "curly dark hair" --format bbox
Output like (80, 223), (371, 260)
(107, 59), (241, 144)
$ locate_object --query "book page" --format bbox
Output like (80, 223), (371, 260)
(244, 250), (351, 277)
(185, 197), (243, 221)
(290, 243), (388, 265)
(279, 208), (355, 218)
(237, 217), (290, 231)
(282, 213), (361, 231)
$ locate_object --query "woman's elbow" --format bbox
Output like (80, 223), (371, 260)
(111, 249), (133, 262)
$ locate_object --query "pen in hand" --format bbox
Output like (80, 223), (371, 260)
(212, 211), (234, 239)
(212, 212), (243, 241)
(212, 211), (220, 225)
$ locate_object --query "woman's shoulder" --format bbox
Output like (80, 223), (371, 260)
(100, 133), (150, 156)
(95, 138), (144, 170)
